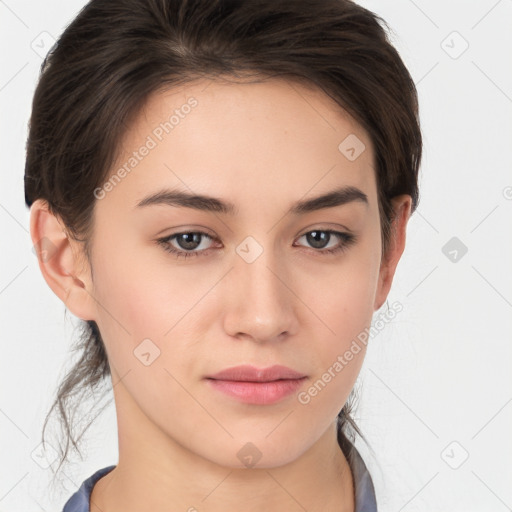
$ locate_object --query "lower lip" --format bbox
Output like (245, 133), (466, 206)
(206, 377), (307, 405)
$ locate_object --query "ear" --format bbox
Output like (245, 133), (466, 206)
(374, 194), (412, 311)
(30, 198), (97, 321)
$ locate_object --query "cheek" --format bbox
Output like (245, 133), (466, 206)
(327, 267), (377, 345)
(294, 281), (374, 424)
(90, 243), (216, 384)
(90, 257), (203, 422)
(298, 240), (380, 392)
(304, 245), (380, 347)
(92, 232), (204, 333)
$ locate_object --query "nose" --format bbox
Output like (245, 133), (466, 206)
(222, 244), (298, 343)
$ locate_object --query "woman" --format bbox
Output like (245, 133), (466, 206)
(25, 0), (421, 510)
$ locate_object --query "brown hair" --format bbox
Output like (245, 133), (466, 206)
(25, 0), (421, 481)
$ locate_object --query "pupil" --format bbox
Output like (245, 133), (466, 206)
(307, 231), (329, 249)
(178, 233), (201, 250)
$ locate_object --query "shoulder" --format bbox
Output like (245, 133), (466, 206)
(62, 465), (116, 512)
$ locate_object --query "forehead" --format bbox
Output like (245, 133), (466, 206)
(104, 77), (377, 213)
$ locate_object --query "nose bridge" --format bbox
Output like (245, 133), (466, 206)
(223, 236), (297, 341)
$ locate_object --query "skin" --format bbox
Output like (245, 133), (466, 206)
(30, 77), (411, 512)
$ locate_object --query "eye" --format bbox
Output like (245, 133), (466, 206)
(156, 231), (217, 259)
(156, 228), (356, 259)
(294, 229), (356, 255)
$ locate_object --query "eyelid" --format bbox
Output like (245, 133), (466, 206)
(297, 222), (353, 236)
(156, 225), (217, 238)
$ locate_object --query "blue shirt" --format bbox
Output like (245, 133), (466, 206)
(62, 442), (377, 511)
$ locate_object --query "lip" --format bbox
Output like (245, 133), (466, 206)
(205, 365), (307, 405)
(206, 365), (306, 382)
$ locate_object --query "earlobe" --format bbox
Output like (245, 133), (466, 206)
(373, 195), (412, 311)
(30, 199), (96, 321)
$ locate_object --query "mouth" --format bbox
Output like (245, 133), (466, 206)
(205, 365), (307, 405)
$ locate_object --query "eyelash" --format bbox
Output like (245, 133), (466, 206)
(156, 229), (356, 259)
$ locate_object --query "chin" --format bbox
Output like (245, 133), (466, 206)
(214, 437), (305, 470)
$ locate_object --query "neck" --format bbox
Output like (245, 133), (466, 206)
(90, 384), (354, 512)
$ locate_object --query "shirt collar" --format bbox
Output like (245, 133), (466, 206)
(345, 440), (378, 512)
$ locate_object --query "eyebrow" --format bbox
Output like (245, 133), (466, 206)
(135, 185), (368, 215)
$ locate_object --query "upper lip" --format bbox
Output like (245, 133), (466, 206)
(206, 365), (306, 382)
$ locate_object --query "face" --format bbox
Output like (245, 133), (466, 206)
(47, 78), (405, 469)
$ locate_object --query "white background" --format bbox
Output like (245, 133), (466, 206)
(1, 1), (511, 511)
